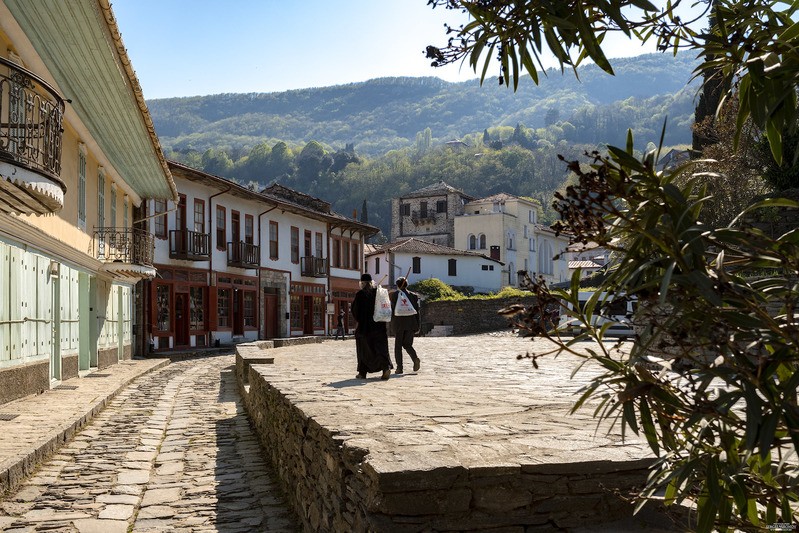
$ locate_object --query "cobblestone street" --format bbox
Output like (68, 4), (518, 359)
(0, 355), (298, 532)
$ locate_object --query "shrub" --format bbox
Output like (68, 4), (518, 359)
(408, 278), (465, 301)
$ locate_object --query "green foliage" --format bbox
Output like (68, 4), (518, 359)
(427, 0), (799, 163)
(428, 2), (799, 528)
(409, 279), (531, 302)
(148, 56), (697, 159)
(519, 137), (799, 531)
(408, 278), (463, 301)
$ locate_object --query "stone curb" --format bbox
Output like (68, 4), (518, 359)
(0, 358), (170, 497)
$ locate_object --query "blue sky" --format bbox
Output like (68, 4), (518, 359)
(112, 1), (687, 100)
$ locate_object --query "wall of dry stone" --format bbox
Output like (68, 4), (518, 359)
(420, 296), (538, 335)
(238, 341), (654, 531)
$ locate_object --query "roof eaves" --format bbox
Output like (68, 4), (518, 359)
(99, 0), (178, 202)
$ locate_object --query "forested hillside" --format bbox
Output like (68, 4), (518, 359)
(149, 52), (699, 239)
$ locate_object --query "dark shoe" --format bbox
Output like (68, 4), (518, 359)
(395, 368), (403, 374)
(413, 359), (421, 372)
(356, 373), (366, 379)
(381, 369), (391, 380)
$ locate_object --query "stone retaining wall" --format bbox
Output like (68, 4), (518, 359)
(238, 341), (655, 532)
(420, 296), (537, 335)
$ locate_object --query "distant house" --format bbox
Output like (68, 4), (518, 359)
(455, 193), (570, 287)
(365, 238), (503, 294)
(566, 241), (608, 279)
(0, 1), (177, 403)
(390, 181), (474, 247)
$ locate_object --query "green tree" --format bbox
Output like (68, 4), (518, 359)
(429, 1), (799, 530)
(266, 141), (295, 182)
(201, 148), (233, 177)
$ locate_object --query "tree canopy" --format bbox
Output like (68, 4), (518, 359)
(427, 1), (799, 530)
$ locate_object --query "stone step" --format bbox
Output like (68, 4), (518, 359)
(427, 325), (454, 337)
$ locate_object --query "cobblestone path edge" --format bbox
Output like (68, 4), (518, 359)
(0, 359), (171, 497)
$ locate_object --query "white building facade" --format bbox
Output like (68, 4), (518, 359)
(145, 163), (376, 352)
(365, 238), (504, 294)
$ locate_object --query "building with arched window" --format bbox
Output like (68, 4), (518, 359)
(455, 193), (570, 287)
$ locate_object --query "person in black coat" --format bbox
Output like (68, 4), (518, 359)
(350, 274), (391, 380)
(389, 277), (421, 374)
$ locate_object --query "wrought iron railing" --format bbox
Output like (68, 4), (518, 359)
(301, 256), (328, 277)
(169, 229), (210, 260)
(227, 241), (260, 268)
(94, 227), (154, 266)
(0, 56), (64, 182)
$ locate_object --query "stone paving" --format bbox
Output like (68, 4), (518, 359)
(0, 355), (298, 532)
(242, 332), (691, 531)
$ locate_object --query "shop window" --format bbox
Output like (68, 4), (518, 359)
(156, 285), (170, 331)
(313, 296), (324, 328)
(189, 287), (204, 330)
(244, 292), (256, 327)
(290, 294), (301, 328)
(217, 288), (231, 327)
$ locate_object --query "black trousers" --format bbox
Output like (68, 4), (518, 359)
(394, 329), (418, 370)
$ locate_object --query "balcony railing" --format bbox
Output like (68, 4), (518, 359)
(301, 256), (328, 278)
(227, 241), (260, 268)
(94, 227), (154, 266)
(169, 229), (210, 260)
(0, 56), (64, 183)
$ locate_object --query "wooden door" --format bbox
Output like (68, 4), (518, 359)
(175, 292), (189, 346)
(263, 293), (278, 339)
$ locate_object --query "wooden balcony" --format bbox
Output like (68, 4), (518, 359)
(227, 241), (260, 269)
(301, 256), (328, 278)
(0, 56), (66, 215)
(169, 229), (210, 260)
(94, 227), (156, 280)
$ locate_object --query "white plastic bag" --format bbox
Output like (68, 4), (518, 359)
(394, 290), (417, 316)
(373, 286), (392, 322)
